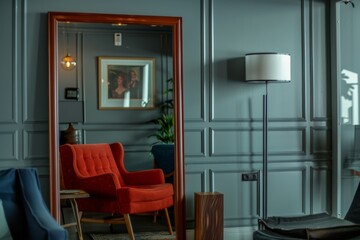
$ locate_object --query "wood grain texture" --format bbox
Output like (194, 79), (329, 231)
(195, 192), (224, 240)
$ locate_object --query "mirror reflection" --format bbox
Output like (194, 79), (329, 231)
(48, 12), (185, 240)
(58, 22), (172, 113)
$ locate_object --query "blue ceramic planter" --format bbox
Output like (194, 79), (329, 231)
(151, 144), (174, 182)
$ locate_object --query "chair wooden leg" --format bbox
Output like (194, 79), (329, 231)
(153, 211), (158, 223)
(60, 204), (66, 225)
(123, 214), (135, 240)
(69, 199), (84, 240)
(164, 208), (173, 235)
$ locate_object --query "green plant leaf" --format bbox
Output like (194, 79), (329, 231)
(149, 78), (175, 144)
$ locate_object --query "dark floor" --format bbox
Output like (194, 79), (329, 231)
(63, 210), (175, 240)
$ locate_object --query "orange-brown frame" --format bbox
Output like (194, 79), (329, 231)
(48, 12), (186, 239)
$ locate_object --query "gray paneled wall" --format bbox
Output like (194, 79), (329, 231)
(185, 0), (331, 228)
(0, 0), (334, 236)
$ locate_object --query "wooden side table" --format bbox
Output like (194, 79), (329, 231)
(195, 192), (224, 240)
(60, 190), (89, 240)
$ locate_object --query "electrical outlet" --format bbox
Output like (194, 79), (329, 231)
(242, 172), (258, 181)
(114, 33), (122, 46)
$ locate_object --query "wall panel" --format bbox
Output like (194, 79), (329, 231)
(268, 168), (306, 216)
(210, 128), (305, 157)
(184, 129), (206, 157)
(310, 127), (331, 155)
(210, 168), (259, 227)
(84, 128), (154, 146)
(23, 130), (48, 162)
(185, 170), (207, 222)
(24, 6), (48, 122)
(85, 128), (155, 170)
(181, 0), (204, 122)
(268, 128), (306, 155)
(311, 0), (330, 121)
(210, 128), (261, 156)
(0, 131), (18, 160)
(0, 0), (18, 123)
(311, 166), (330, 214)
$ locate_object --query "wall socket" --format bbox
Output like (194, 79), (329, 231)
(114, 33), (122, 46)
(241, 172), (258, 181)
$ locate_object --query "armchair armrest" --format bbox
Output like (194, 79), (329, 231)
(124, 169), (165, 186)
(72, 173), (119, 197)
(18, 169), (68, 240)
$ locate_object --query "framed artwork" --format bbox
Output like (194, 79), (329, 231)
(98, 57), (156, 109)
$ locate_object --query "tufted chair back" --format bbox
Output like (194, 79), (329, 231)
(60, 143), (126, 190)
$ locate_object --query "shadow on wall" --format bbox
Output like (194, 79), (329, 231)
(227, 57), (245, 82)
(341, 69), (359, 125)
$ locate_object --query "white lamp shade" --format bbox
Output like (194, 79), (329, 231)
(245, 53), (291, 82)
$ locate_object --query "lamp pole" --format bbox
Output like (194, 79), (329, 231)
(262, 91), (268, 220)
(245, 52), (291, 222)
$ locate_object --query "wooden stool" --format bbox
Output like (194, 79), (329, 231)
(195, 192), (224, 240)
(60, 190), (89, 240)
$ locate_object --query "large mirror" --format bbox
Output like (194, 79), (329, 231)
(48, 12), (185, 239)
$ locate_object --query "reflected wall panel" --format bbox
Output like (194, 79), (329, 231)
(85, 128), (155, 171)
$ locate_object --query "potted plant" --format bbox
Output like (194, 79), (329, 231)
(150, 78), (175, 182)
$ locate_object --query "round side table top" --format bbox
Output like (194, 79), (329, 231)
(60, 189), (89, 199)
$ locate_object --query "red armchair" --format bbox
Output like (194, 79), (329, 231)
(59, 142), (173, 240)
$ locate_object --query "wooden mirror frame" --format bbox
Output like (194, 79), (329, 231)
(48, 12), (186, 239)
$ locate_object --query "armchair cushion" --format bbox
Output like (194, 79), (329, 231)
(0, 168), (68, 240)
(17, 169), (68, 240)
(122, 169), (165, 186)
(0, 169), (27, 240)
(0, 199), (12, 240)
(119, 184), (173, 203)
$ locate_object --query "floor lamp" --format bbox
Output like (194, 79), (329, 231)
(245, 53), (291, 220)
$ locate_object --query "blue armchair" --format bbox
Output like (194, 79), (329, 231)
(0, 168), (68, 240)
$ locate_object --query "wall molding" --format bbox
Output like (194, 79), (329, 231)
(0, 130), (18, 161)
(209, 127), (306, 157)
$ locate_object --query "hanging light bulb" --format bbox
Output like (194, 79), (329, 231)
(61, 31), (77, 71)
(61, 53), (76, 71)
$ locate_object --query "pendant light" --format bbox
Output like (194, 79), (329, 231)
(61, 31), (76, 71)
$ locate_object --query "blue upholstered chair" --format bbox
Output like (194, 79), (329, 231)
(0, 168), (68, 240)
